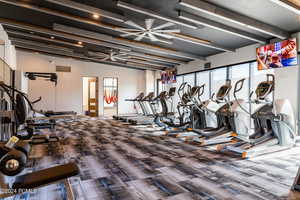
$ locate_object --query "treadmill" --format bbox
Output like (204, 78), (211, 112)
(122, 92), (155, 124)
(131, 87), (177, 126)
(113, 92), (145, 120)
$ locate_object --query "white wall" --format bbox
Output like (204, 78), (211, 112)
(145, 70), (155, 94)
(16, 50), (146, 115)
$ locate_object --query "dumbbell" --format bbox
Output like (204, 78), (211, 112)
(0, 136), (30, 176)
(0, 149), (27, 176)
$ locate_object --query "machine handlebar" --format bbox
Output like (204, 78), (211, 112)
(234, 78), (245, 94)
(31, 96), (42, 105)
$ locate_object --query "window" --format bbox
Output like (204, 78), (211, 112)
(172, 76), (184, 111)
(211, 67), (228, 97)
(183, 73), (195, 87)
(251, 61), (274, 94)
(157, 79), (164, 96)
(196, 71), (210, 101)
(229, 63), (250, 102)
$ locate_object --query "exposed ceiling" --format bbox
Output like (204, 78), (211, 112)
(0, 0), (299, 70)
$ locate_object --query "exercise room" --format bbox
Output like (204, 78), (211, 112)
(0, 0), (300, 199)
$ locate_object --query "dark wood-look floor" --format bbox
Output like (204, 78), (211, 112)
(25, 118), (300, 200)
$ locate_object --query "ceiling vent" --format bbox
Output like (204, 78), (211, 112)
(56, 66), (71, 72)
(204, 62), (211, 69)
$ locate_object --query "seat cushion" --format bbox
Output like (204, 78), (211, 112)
(12, 163), (79, 189)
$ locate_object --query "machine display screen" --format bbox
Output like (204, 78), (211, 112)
(256, 82), (271, 97)
(256, 38), (298, 70)
(217, 85), (229, 98)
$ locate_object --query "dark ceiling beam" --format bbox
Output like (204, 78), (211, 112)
(169, 32), (235, 52)
(0, 18), (131, 51)
(0, 0), (232, 53)
(117, 1), (198, 29)
(267, 0), (300, 15)
(179, 0), (290, 39)
(9, 37), (74, 53)
(126, 52), (186, 65)
(88, 51), (170, 68)
(53, 24), (206, 60)
(44, 0), (125, 22)
(0, 0), (170, 44)
(46, 0), (169, 44)
(0, 18), (195, 63)
(13, 43), (164, 71)
(7, 28), (180, 66)
(0, 0), (119, 31)
(178, 11), (267, 44)
(42, 0), (233, 51)
(6, 29), (84, 48)
(116, 1), (235, 52)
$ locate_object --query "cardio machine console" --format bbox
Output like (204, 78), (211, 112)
(255, 81), (274, 100)
(216, 85), (231, 100)
(168, 87), (176, 97)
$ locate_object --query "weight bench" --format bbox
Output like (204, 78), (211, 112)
(0, 163), (80, 199)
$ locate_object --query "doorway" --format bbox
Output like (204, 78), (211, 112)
(82, 77), (99, 117)
(103, 77), (118, 116)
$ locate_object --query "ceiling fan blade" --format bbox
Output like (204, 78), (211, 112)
(124, 20), (145, 30)
(145, 19), (155, 30)
(90, 52), (108, 58)
(120, 32), (142, 38)
(116, 57), (129, 61)
(118, 53), (129, 57)
(117, 28), (140, 32)
(134, 33), (147, 41)
(152, 22), (175, 30)
(101, 56), (110, 61)
(155, 29), (181, 33)
(148, 33), (159, 41)
(152, 32), (174, 39)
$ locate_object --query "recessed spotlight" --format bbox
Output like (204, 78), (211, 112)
(51, 36), (55, 39)
(93, 14), (100, 19)
(78, 41), (83, 45)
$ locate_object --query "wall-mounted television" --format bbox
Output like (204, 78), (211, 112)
(256, 38), (298, 70)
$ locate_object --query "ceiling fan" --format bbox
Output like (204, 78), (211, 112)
(89, 51), (131, 62)
(117, 19), (180, 44)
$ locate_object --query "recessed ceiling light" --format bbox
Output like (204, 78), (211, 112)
(93, 14), (100, 19)
(30, 32), (34, 34)
(78, 41), (83, 45)
(51, 36), (55, 39)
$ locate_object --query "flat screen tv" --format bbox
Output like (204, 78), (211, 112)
(256, 38), (298, 70)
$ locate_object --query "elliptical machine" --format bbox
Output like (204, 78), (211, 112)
(160, 82), (201, 134)
(217, 74), (296, 158)
(180, 80), (234, 141)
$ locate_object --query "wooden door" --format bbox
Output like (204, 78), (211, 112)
(88, 78), (98, 117)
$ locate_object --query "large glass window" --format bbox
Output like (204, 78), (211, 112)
(183, 73), (195, 87)
(229, 63), (250, 102)
(172, 76), (184, 110)
(196, 71), (210, 101)
(251, 61), (274, 101)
